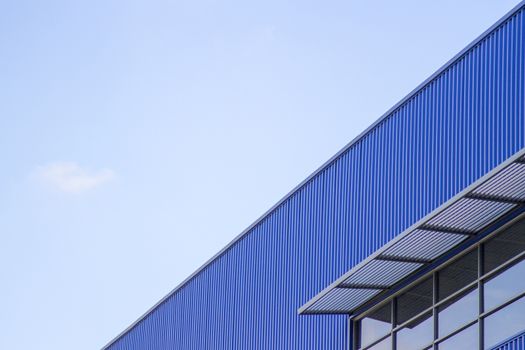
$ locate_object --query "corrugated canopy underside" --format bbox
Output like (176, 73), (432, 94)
(298, 150), (525, 315)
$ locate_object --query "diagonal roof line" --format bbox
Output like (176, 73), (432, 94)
(102, 1), (525, 347)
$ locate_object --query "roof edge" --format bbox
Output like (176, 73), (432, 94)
(102, 1), (525, 348)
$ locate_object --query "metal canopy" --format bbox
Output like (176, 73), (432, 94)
(298, 150), (525, 315)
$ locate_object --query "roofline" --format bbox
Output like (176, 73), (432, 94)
(102, 1), (525, 348)
(298, 147), (525, 315)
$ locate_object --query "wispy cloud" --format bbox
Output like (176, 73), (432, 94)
(35, 162), (115, 194)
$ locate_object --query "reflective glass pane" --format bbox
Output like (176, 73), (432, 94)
(438, 287), (478, 337)
(437, 323), (478, 350)
(360, 302), (392, 348)
(438, 249), (478, 300)
(484, 258), (525, 310)
(484, 219), (525, 273)
(363, 336), (391, 350)
(396, 311), (433, 350)
(484, 296), (525, 349)
(397, 277), (433, 325)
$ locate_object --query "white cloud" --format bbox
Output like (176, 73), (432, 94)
(35, 162), (115, 194)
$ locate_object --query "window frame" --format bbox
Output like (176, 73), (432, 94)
(352, 214), (525, 350)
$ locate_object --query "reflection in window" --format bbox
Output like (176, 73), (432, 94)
(437, 323), (478, 350)
(359, 302), (391, 348)
(364, 336), (391, 350)
(484, 219), (525, 273)
(438, 249), (478, 301)
(484, 258), (525, 311)
(438, 287), (477, 337)
(396, 312), (433, 350)
(397, 277), (433, 325)
(484, 296), (525, 349)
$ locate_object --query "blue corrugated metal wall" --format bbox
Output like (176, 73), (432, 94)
(105, 4), (525, 350)
(492, 330), (525, 350)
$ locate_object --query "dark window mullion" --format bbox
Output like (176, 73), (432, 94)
(478, 245), (484, 350)
(350, 317), (356, 350)
(354, 319), (360, 350)
(433, 272), (439, 350)
(392, 299), (397, 350)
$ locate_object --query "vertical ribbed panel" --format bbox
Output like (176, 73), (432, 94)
(492, 330), (525, 350)
(106, 5), (525, 350)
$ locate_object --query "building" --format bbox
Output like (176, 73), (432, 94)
(103, 2), (525, 349)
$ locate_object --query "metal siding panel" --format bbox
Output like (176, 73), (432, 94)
(105, 5), (525, 350)
(491, 330), (525, 350)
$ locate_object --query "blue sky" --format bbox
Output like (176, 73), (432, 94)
(0, 0), (522, 349)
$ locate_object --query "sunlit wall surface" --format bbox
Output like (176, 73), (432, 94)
(104, 4), (525, 350)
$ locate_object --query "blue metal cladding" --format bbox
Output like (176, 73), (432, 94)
(105, 4), (525, 350)
(492, 330), (525, 350)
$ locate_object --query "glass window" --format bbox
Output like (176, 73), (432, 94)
(364, 336), (391, 350)
(484, 219), (525, 273)
(353, 217), (525, 350)
(484, 296), (525, 349)
(437, 323), (478, 350)
(397, 277), (433, 325)
(359, 302), (391, 348)
(396, 311), (433, 350)
(438, 249), (478, 300)
(438, 287), (478, 337)
(484, 258), (525, 310)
